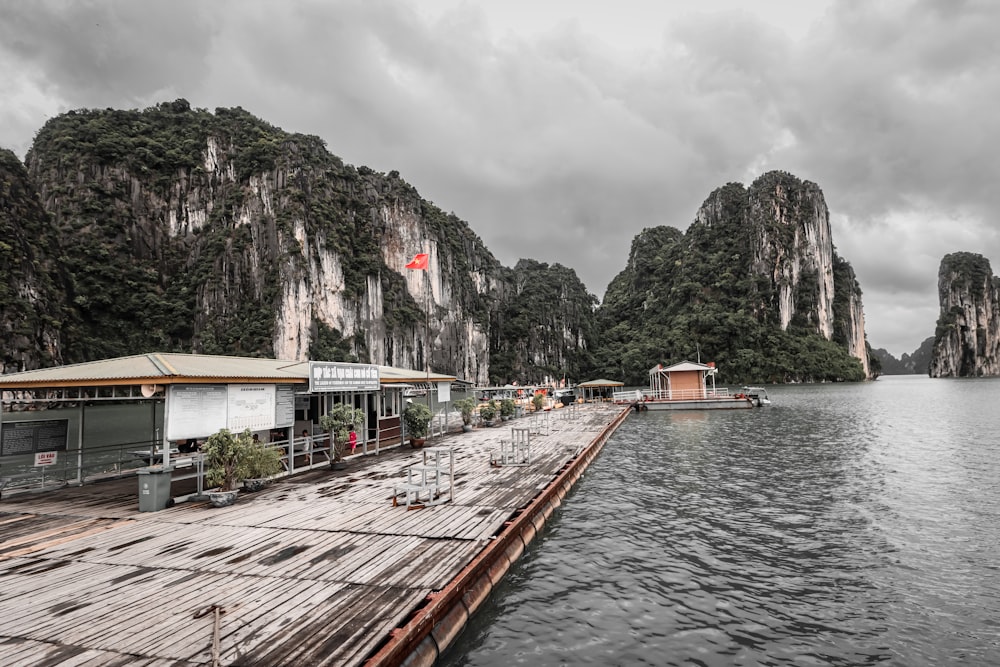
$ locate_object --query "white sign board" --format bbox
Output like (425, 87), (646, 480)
(34, 451), (58, 467)
(166, 384), (300, 440)
(436, 381), (451, 403)
(227, 384), (276, 432)
(309, 361), (380, 392)
(275, 386), (296, 428)
(166, 385), (229, 441)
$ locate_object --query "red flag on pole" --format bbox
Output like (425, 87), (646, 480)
(405, 253), (429, 270)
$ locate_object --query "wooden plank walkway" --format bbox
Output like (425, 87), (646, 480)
(0, 403), (626, 666)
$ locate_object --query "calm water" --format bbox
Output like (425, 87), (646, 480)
(440, 376), (1000, 666)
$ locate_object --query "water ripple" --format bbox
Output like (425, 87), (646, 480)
(441, 378), (1000, 666)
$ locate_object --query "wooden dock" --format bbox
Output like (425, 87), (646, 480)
(0, 403), (627, 666)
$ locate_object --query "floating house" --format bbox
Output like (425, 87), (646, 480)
(614, 361), (756, 410)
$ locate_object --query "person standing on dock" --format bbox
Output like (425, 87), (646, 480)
(300, 429), (312, 465)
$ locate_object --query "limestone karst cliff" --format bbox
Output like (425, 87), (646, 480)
(929, 252), (1000, 377)
(24, 102), (507, 383)
(594, 171), (872, 384)
(2, 102), (873, 386)
(0, 149), (68, 372)
(6, 101), (597, 385)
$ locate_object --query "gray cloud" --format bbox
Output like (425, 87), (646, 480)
(1, 0), (997, 358)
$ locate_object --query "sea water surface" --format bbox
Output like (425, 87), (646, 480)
(440, 376), (1000, 666)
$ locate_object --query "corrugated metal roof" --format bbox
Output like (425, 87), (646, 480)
(577, 378), (625, 387)
(661, 361), (714, 372)
(0, 353), (458, 389)
(377, 364), (457, 384)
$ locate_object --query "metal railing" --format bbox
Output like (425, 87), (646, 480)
(613, 387), (732, 402)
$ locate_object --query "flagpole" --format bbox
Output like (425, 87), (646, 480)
(405, 252), (433, 412)
(425, 270), (431, 411)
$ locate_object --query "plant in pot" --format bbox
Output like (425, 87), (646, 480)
(455, 397), (477, 432)
(402, 401), (433, 447)
(479, 401), (498, 426)
(242, 436), (283, 492)
(532, 393), (545, 412)
(204, 428), (252, 507)
(320, 403), (366, 469)
(500, 398), (516, 421)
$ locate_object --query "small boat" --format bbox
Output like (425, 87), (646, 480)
(553, 388), (576, 406)
(742, 386), (771, 407)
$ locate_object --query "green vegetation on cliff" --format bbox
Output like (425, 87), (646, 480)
(591, 174), (867, 385)
(929, 251), (1000, 378)
(5, 102), (871, 387)
(489, 259), (597, 385)
(0, 149), (73, 371)
(24, 100), (498, 366)
(872, 337), (934, 374)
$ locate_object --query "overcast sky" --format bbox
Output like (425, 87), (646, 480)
(2, 0), (997, 358)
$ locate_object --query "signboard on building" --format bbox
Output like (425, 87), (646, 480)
(34, 451), (58, 466)
(167, 384), (299, 440)
(437, 381), (451, 403)
(275, 385), (296, 428)
(0, 419), (68, 457)
(309, 362), (380, 392)
(166, 385), (229, 441)
(227, 384), (276, 432)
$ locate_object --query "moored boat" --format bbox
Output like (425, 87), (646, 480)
(741, 386), (771, 406)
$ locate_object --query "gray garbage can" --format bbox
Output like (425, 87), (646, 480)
(137, 466), (174, 512)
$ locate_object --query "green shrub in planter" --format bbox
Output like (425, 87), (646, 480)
(455, 397), (477, 427)
(204, 428), (253, 492)
(479, 402), (498, 424)
(402, 401), (433, 443)
(320, 403), (366, 463)
(244, 438), (283, 480)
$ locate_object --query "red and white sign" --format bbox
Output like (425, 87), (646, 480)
(34, 451), (58, 467)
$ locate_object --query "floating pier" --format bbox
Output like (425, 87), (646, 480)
(0, 402), (628, 666)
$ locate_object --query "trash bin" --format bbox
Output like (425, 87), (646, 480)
(137, 465), (174, 512)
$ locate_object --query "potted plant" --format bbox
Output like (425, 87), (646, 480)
(500, 398), (516, 421)
(203, 428), (252, 507)
(320, 403), (366, 469)
(532, 393), (545, 412)
(402, 401), (433, 447)
(242, 436), (283, 492)
(455, 397), (477, 432)
(479, 400), (498, 426)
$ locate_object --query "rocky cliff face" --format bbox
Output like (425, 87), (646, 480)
(837, 260), (871, 376)
(0, 149), (68, 372)
(929, 252), (1000, 377)
(23, 102), (504, 383)
(698, 172), (871, 378)
(597, 171), (871, 384)
(747, 173), (836, 340)
(1, 102), (869, 386)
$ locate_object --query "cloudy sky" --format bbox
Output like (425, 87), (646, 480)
(1, 0), (997, 357)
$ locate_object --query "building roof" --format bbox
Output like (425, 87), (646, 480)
(377, 365), (457, 385)
(0, 353), (457, 389)
(655, 361), (716, 373)
(576, 378), (625, 387)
